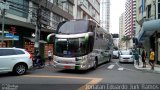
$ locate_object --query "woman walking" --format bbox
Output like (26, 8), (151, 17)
(141, 47), (147, 68)
(149, 49), (155, 70)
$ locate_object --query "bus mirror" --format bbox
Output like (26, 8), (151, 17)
(47, 33), (55, 42)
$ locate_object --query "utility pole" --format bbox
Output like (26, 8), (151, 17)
(34, 0), (42, 57)
(0, 0), (9, 47)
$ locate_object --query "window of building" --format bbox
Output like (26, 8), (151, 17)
(52, 13), (63, 30)
(83, 0), (88, 9)
(158, 1), (160, 19)
(7, 0), (29, 18)
(41, 8), (50, 25)
(68, 3), (73, 15)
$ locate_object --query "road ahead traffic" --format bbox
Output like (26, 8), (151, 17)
(0, 59), (160, 90)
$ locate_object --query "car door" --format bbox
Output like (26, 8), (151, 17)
(0, 49), (17, 72)
(0, 49), (5, 72)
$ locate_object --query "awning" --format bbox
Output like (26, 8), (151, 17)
(138, 19), (160, 42)
(24, 37), (47, 43)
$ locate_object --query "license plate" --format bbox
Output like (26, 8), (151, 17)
(64, 66), (71, 69)
(124, 59), (128, 62)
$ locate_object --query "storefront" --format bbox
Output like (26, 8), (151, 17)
(138, 19), (160, 64)
(0, 25), (54, 60)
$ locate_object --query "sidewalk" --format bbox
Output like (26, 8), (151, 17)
(134, 57), (160, 73)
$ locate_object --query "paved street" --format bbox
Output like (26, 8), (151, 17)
(0, 59), (160, 90)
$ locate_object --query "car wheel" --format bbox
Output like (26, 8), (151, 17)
(13, 64), (27, 75)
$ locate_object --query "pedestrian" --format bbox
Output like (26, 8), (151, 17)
(134, 49), (139, 66)
(48, 49), (53, 65)
(141, 47), (147, 68)
(36, 51), (42, 68)
(149, 49), (155, 70)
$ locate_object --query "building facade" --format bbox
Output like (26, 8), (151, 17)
(73, 0), (100, 23)
(124, 0), (136, 48)
(100, 0), (110, 32)
(136, 0), (160, 64)
(125, 0), (136, 38)
(0, 0), (74, 58)
(119, 13), (126, 50)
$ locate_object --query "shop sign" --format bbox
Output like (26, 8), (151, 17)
(13, 36), (19, 40)
(5, 33), (14, 38)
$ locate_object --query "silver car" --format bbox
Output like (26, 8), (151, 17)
(119, 50), (134, 63)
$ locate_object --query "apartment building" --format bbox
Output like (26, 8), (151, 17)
(73, 0), (100, 23)
(0, 0), (74, 58)
(125, 0), (136, 38)
(100, 0), (110, 32)
(119, 13), (126, 50)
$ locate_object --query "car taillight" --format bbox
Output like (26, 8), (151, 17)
(26, 51), (33, 59)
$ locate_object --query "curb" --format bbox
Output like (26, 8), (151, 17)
(134, 64), (160, 74)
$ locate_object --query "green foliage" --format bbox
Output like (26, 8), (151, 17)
(121, 35), (131, 50)
(113, 46), (118, 50)
(121, 35), (130, 42)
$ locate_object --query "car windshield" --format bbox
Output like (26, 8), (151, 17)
(120, 51), (132, 55)
(113, 51), (119, 55)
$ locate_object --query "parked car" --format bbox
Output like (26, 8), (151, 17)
(0, 48), (33, 75)
(112, 50), (119, 59)
(119, 50), (134, 63)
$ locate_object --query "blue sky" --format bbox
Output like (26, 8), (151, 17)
(110, 0), (126, 34)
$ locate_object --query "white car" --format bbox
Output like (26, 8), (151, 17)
(112, 50), (119, 59)
(119, 50), (134, 63)
(0, 48), (33, 75)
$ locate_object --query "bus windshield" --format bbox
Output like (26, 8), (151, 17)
(55, 37), (87, 57)
(58, 21), (88, 34)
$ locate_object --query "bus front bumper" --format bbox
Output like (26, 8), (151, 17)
(53, 61), (90, 70)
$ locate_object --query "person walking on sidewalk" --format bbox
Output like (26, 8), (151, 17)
(149, 49), (155, 70)
(134, 49), (139, 66)
(141, 47), (147, 68)
(48, 49), (53, 65)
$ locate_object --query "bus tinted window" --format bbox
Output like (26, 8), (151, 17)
(58, 21), (88, 34)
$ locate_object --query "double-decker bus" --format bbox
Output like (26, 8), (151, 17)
(47, 19), (113, 70)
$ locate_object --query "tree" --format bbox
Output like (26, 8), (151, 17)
(121, 35), (131, 50)
(113, 46), (118, 50)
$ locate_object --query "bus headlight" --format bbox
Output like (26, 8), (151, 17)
(76, 56), (87, 64)
(81, 56), (87, 63)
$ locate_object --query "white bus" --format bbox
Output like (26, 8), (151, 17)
(47, 19), (113, 70)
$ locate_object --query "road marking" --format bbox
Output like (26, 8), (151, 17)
(23, 75), (102, 90)
(116, 61), (142, 72)
(107, 64), (115, 69)
(118, 68), (124, 71)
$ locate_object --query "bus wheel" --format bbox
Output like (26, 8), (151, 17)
(93, 58), (98, 69)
